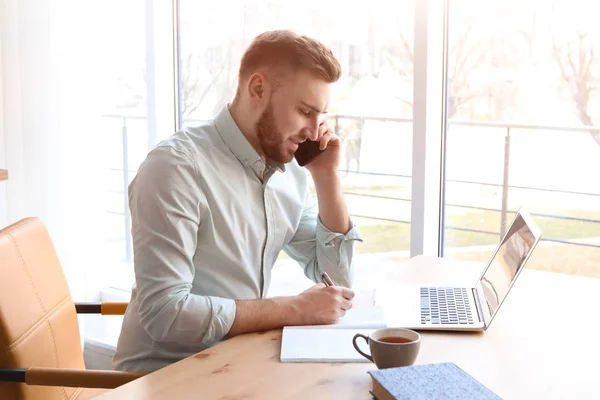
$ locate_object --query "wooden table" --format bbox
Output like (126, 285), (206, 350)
(0, 169), (7, 181)
(94, 255), (600, 400)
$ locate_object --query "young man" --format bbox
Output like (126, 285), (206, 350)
(113, 30), (363, 372)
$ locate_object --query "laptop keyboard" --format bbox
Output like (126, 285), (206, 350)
(420, 287), (475, 325)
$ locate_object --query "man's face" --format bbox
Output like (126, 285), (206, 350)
(256, 70), (331, 163)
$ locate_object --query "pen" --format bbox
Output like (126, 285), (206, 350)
(321, 272), (335, 287)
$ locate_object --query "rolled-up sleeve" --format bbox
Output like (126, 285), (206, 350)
(283, 193), (363, 288)
(129, 146), (235, 346)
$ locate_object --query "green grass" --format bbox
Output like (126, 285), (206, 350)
(355, 222), (410, 253)
(352, 209), (600, 254)
(276, 208), (600, 278)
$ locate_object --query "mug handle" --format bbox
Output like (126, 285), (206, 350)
(352, 333), (373, 362)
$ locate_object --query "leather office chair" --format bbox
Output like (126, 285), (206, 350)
(0, 217), (145, 399)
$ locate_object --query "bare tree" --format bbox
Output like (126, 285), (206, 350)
(114, 45), (233, 120)
(384, 26), (491, 119)
(180, 52), (226, 118)
(209, 44), (239, 116)
(552, 31), (600, 145)
(514, 5), (538, 62)
(446, 26), (491, 118)
(366, 2), (378, 77)
(382, 31), (414, 110)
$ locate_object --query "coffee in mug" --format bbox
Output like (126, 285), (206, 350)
(352, 328), (421, 369)
(378, 336), (413, 344)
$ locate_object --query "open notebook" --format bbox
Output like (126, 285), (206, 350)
(280, 290), (387, 362)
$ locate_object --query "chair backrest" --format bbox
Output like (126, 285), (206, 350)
(0, 217), (85, 399)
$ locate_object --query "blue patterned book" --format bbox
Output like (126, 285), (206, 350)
(368, 362), (502, 400)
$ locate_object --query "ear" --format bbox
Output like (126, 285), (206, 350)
(247, 72), (271, 107)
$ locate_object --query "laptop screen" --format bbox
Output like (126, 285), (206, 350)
(478, 211), (541, 319)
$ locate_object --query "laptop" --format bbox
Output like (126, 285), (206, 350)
(393, 208), (542, 332)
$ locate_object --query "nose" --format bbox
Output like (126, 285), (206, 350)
(307, 116), (320, 141)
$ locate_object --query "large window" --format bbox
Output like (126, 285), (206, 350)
(101, 0), (599, 295)
(101, 0), (176, 290)
(178, 0), (415, 286)
(442, 0), (600, 278)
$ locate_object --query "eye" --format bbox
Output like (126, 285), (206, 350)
(299, 109), (311, 118)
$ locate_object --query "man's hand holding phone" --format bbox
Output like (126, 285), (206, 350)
(294, 120), (340, 177)
(295, 121), (350, 235)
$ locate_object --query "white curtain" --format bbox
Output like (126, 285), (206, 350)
(0, 0), (107, 301)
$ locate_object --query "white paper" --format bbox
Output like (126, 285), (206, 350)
(352, 288), (377, 309)
(280, 301), (386, 363)
(280, 328), (375, 362)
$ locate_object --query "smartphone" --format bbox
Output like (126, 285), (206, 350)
(294, 140), (325, 166)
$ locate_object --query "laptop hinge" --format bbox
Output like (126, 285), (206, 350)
(472, 287), (487, 327)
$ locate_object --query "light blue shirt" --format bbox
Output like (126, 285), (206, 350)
(113, 105), (363, 372)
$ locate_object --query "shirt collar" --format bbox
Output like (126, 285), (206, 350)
(214, 104), (286, 175)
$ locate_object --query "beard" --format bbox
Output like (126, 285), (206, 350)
(256, 100), (294, 163)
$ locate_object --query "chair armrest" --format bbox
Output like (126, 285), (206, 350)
(0, 367), (146, 389)
(74, 302), (128, 315)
